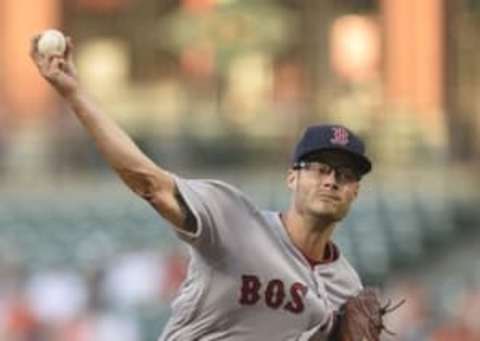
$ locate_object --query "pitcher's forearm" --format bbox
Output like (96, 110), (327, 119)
(65, 90), (168, 192)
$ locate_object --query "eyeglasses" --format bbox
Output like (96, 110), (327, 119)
(293, 161), (360, 183)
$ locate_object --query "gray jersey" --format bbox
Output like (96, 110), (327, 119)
(159, 177), (363, 341)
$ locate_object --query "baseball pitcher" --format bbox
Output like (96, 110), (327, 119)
(31, 34), (400, 341)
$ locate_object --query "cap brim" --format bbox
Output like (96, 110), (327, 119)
(346, 152), (372, 176)
(298, 148), (372, 176)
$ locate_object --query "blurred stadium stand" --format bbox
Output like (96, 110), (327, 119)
(1, 167), (478, 279)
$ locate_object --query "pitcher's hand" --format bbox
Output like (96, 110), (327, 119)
(30, 34), (79, 98)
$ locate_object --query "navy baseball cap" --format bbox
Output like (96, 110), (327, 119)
(292, 124), (372, 175)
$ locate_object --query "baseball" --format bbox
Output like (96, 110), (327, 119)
(37, 29), (67, 56)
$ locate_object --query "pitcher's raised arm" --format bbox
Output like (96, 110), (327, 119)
(30, 32), (196, 233)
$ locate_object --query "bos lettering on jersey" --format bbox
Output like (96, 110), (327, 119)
(238, 275), (308, 314)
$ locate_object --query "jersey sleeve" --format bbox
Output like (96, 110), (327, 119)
(172, 175), (258, 251)
(322, 256), (364, 310)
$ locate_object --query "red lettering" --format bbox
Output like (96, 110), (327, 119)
(238, 276), (307, 314)
(265, 279), (286, 309)
(284, 282), (308, 314)
(239, 275), (261, 305)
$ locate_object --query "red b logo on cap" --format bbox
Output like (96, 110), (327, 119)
(330, 127), (349, 145)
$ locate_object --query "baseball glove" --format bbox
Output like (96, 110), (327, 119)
(330, 287), (405, 341)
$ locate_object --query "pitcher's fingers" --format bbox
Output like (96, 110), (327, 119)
(43, 56), (60, 78)
(58, 59), (68, 72)
(36, 56), (48, 74)
(34, 53), (51, 76)
(48, 56), (63, 72)
(65, 37), (74, 63)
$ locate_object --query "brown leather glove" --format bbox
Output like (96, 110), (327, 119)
(330, 288), (405, 341)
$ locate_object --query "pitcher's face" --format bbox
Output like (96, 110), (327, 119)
(288, 151), (360, 223)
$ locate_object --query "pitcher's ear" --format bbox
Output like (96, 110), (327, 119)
(353, 182), (360, 198)
(287, 169), (297, 191)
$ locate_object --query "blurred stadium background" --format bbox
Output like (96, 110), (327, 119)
(1, 0), (480, 340)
